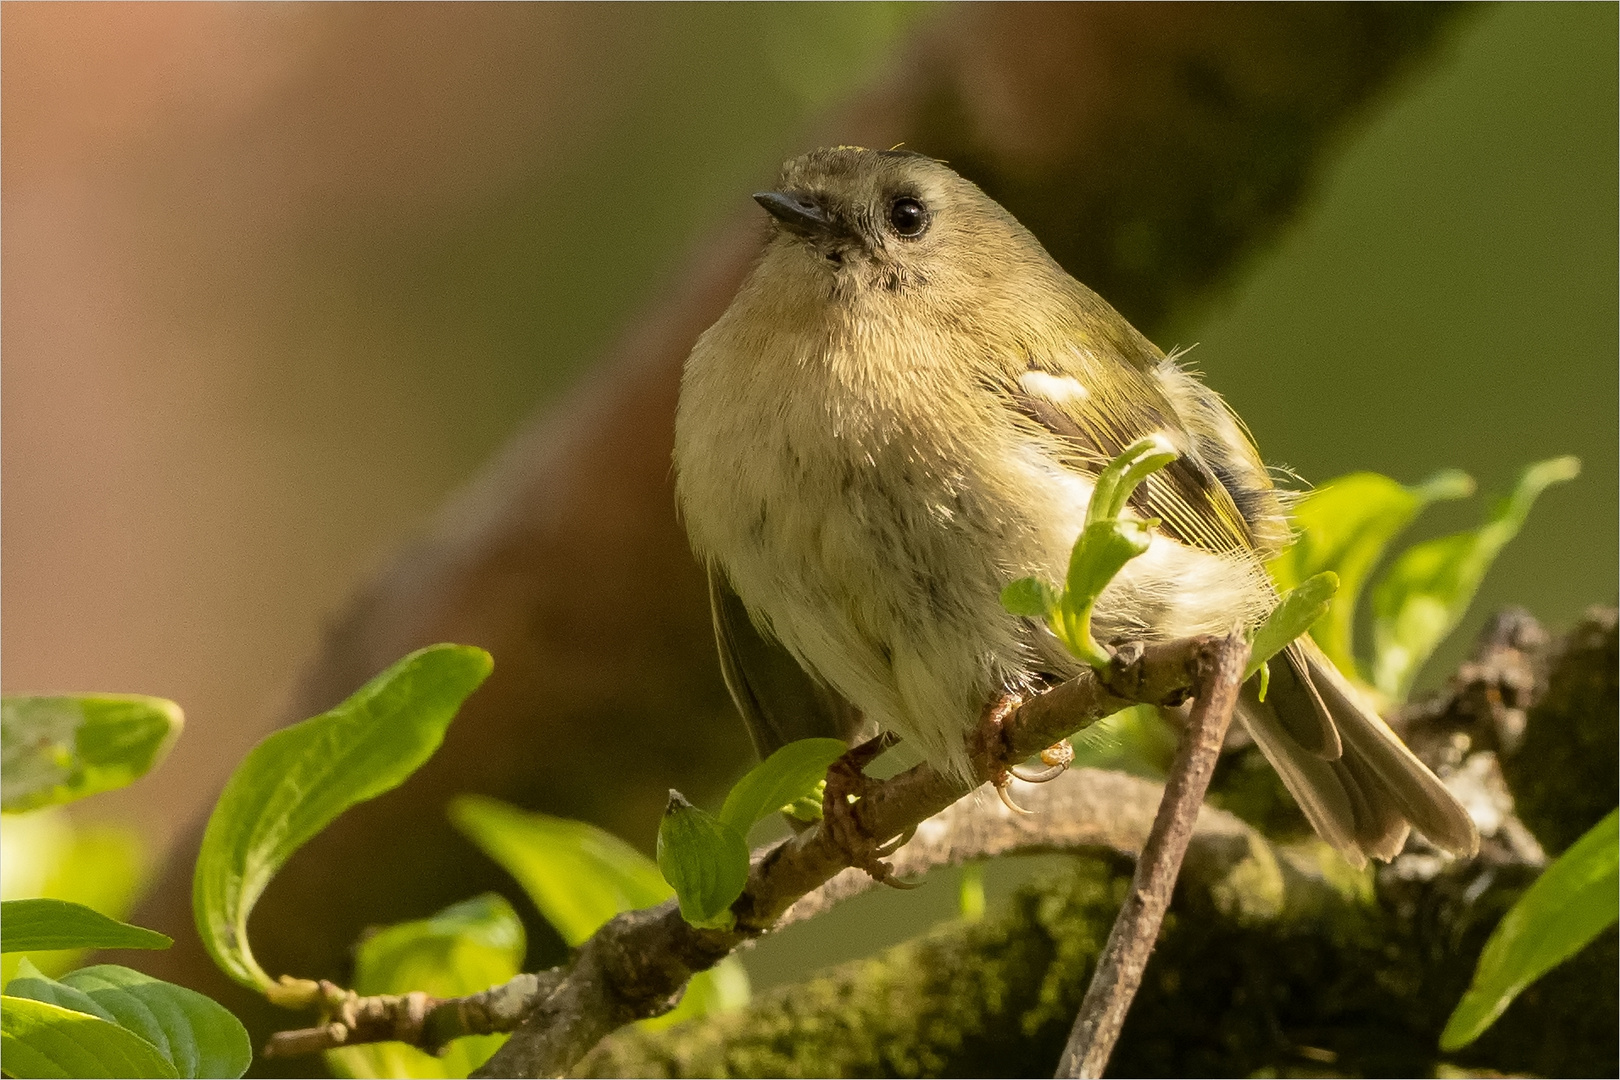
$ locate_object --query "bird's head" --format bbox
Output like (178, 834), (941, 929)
(753, 146), (1046, 298)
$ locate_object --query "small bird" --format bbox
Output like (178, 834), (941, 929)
(673, 146), (1478, 867)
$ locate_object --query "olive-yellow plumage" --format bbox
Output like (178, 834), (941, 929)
(673, 147), (1476, 866)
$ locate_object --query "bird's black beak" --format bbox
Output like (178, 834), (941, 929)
(753, 190), (834, 238)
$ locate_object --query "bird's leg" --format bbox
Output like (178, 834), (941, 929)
(971, 690), (1032, 814)
(821, 732), (917, 889)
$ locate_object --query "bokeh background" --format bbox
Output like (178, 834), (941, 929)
(4, 0), (1616, 1026)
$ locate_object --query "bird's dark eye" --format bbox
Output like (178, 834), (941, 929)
(888, 197), (928, 238)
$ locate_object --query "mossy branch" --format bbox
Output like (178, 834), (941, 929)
(261, 631), (1238, 1073)
(583, 614), (1619, 1078)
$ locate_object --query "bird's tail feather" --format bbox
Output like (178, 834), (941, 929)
(1234, 637), (1478, 867)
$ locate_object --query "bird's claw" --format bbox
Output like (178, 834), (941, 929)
(1008, 738), (1074, 784)
(975, 691), (1074, 815)
(995, 772), (1035, 815)
(874, 824), (917, 860)
(822, 733), (918, 888)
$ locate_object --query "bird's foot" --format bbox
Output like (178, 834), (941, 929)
(822, 733), (918, 889)
(973, 691), (1074, 815)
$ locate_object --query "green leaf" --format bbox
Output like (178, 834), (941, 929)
(0, 994), (179, 1079)
(1066, 440), (1175, 662)
(1086, 436), (1178, 527)
(1, 814), (149, 985)
(1271, 470), (1473, 678)
(1442, 808), (1618, 1051)
(781, 783), (825, 824)
(8, 959), (252, 1078)
(1055, 519), (1154, 666)
(717, 738), (848, 835)
(0, 961), (244, 1080)
(657, 791), (749, 930)
(1245, 573), (1339, 681)
(1371, 456), (1579, 699)
(1, 695), (183, 813)
(449, 796), (671, 947)
(1010, 440), (1174, 671)
(999, 577), (1058, 619)
(327, 894), (523, 1080)
(447, 798), (749, 1031)
(193, 644), (491, 991)
(6, 957), (117, 1020)
(351, 894), (524, 998)
(1065, 521), (1154, 603)
(1, 899), (171, 954)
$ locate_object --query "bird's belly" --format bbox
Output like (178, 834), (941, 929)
(691, 409), (1268, 780)
(710, 430), (1085, 776)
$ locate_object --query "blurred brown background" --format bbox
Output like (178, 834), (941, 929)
(3, 0), (1615, 1019)
(3, 2), (926, 852)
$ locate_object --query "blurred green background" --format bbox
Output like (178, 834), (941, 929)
(2, 0), (1614, 1012)
(1166, 1), (1617, 685)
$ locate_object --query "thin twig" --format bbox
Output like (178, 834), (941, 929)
(262, 636), (1214, 1072)
(263, 974), (555, 1060)
(266, 767), (1221, 1060)
(264, 764), (1277, 1063)
(1054, 632), (1250, 1079)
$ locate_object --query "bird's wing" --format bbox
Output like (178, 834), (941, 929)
(1003, 341), (1260, 557)
(1004, 334), (1340, 757)
(997, 327), (1477, 864)
(708, 567), (868, 759)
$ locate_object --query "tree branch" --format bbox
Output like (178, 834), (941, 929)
(1055, 633), (1249, 1078)
(474, 636), (1226, 1078)
(258, 612), (1618, 1078)
(259, 634), (1221, 1072)
(576, 610), (1612, 1079)
(781, 765), (1219, 930)
(262, 758), (1280, 1066)
(576, 840), (1605, 1080)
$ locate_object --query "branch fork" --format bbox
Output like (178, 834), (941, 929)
(1055, 632), (1251, 1078)
(263, 631), (1244, 1078)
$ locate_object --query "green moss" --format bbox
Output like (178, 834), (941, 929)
(580, 855), (1130, 1077)
(582, 841), (1614, 1078)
